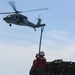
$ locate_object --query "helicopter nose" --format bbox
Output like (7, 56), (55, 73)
(3, 17), (6, 21)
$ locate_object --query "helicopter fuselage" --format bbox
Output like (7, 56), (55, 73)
(0, 1), (47, 30)
(3, 13), (45, 29)
(4, 14), (31, 25)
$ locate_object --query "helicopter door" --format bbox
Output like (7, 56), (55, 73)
(19, 16), (23, 23)
(16, 15), (19, 21)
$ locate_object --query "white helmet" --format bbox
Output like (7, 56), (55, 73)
(40, 51), (45, 56)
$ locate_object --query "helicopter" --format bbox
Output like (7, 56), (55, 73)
(0, 1), (48, 31)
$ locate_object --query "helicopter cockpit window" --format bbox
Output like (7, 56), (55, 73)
(7, 15), (11, 18)
(11, 15), (16, 19)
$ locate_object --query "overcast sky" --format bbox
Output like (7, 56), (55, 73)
(0, 0), (75, 75)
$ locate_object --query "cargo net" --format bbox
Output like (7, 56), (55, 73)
(45, 59), (75, 75)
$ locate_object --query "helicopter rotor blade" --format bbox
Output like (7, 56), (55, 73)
(0, 6), (48, 14)
(23, 8), (49, 12)
(0, 12), (13, 14)
(0, 11), (22, 14)
(8, 1), (17, 12)
(0, 11), (17, 14)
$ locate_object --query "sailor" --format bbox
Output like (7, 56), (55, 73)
(30, 53), (40, 75)
(30, 51), (46, 75)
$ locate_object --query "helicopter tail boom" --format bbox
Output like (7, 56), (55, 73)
(34, 24), (46, 28)
(32, 24), (45, 31)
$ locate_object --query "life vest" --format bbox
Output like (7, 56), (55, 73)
(33, 57), (46, 70)
(37, 57), (46, 68)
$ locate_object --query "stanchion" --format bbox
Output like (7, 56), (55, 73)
(39, 26), (44, 54)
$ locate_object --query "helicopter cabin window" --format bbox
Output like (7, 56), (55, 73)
(16, 16), (18, 19)
(24, 17), (28, 23)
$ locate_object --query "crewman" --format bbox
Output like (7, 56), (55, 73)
(30, 51), (46, 75)
(30, 53), (40, 75)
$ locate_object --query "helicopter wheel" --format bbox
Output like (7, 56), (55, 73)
(9, 24), (12, 27)
(34, 28), (36, 31)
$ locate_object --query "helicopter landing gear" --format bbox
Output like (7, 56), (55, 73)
(9, 24), (12, 27)
(34, 28), (36, 31)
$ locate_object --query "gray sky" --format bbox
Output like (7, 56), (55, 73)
(0, 0), (75, 75)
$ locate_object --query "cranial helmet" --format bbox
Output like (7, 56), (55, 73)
(36, 53), (39, 58)
(40, 51), (45, 56)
